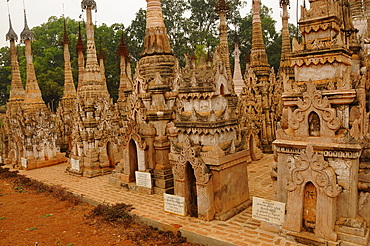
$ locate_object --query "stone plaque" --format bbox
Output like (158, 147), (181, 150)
(252, 197), (285, 225)
(21, 158), (28, 169)
(135, 171), (152, 188)
(0, 156), (2, 163)
(164, 194), (185, 216)
(70, 158), (80, 172)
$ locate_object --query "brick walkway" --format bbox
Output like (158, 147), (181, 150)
(13, 155), (304, 246)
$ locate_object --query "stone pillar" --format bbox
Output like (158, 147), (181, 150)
(153, 136), (173, 194)
(197, 180), (215, 221)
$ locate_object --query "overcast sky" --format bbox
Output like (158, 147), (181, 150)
(0, 0), (301, 48)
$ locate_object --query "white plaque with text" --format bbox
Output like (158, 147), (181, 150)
(135, 171), (152, 188)
(252, 197), (285, 225)
(70, 158), (80, 172)
(21, 158), (28, 169)
(164, 194), (185, 216)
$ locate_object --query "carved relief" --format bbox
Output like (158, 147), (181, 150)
(290, 80), (341, 137)
(286, 145), (342, 198)
(173, 138), (211, 185)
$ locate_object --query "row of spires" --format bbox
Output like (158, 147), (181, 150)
(6, 0), (292, 107)
(6, 9), (46, 114)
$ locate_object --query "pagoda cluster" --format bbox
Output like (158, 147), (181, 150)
(4, 1), (370, 243)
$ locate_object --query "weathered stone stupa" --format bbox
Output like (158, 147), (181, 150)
(169, 0), (253, 221)
(239, 0), (280, 153)
(4, 10), (62, 169)
(56, 20), (77, 154)
(3, 14), (25, 166)
(110, 0), (177, 194)
(232, 40), (244, 96)
(273, 0), (370, 244)
(67, 0), (120, 177)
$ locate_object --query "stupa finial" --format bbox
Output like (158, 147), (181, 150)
(6, 14), (18, 42)
(20, 8), (35, 43)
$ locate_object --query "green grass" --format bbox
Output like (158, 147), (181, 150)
(14, 185), (24, 193)
(42, 214), (53, 218)
(0, 217), (6, 220)
(28, 227), (38, 231)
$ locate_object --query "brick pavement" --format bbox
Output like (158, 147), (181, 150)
(12, 155), (304, 246)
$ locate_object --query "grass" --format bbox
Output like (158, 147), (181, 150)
(28, 227), (38, 231)
(42, 214), (53, 218)
(0, 217), (6, 220)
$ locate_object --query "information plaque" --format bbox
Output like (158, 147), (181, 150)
(135, 171), (152, 188)
(252, 197), (285, 225)
(164, 193), (185, 216)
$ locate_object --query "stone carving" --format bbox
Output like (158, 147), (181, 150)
(290, 80), (341, 137)
(121, 121), (147, 151)
(200, 145), (225, 158)
(286, 145), (342, 198)
(173, 138), (211, 185)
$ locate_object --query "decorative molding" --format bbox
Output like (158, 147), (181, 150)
(290, 80), (341, 136)
(173, 138), (211, 185)
(200, 145), (225, 158)
(286, 145), (341, 198)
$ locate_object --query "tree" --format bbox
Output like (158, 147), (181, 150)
(237, 5), (280, 72)
(0, 47), (10, 105)
(125, 8), (146, 62)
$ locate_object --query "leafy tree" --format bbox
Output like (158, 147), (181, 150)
(125, 8), (146, 62)
(95, 23), (124, 101)
(0, 47), (10, 105)
(237, 5), (280, 72)
(0, 1), (285, 106)
(162, 0), (190, 65)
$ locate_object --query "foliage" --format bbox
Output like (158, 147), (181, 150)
(237, 5), (281, 72)
(0, 46), (11, 105)
(0, 2), (291, 105)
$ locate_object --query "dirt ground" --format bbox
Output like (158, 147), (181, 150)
(0, 178), (197, 246)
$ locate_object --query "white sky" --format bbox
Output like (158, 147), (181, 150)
(0, 0), (302, 48)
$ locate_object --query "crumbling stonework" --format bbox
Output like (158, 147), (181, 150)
(273, 0), (370, 245)
(66, 0), (119, 177)
(239, 0), (281, 153)
(169, 0), (254, 221)
(110, 0), (177, 194)
(4, 12), (63, 170)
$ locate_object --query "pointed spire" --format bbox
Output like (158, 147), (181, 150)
(215, 0), (233, 80)
(62, 20), (77, 101)
(76, 23), (85, 92)
(233, 42), (244, 95)
(279, 0), (294, 78)
(141, 0), (173, 56)
(98, 39), (107, 86)
(117, 33), (130, 61)
(6, 14), (18, 42)
(62, 19), (70, 45)
(21, 10), (48, 112)
(76, 23), (85, 53)
(280, 0), (291, 56)
(250, 0), (270, 74)
(20, 9), (35, 43)
(78, 0), (109, 99)
(117, 34), (132, 105)
(7, 15), (25, 103)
